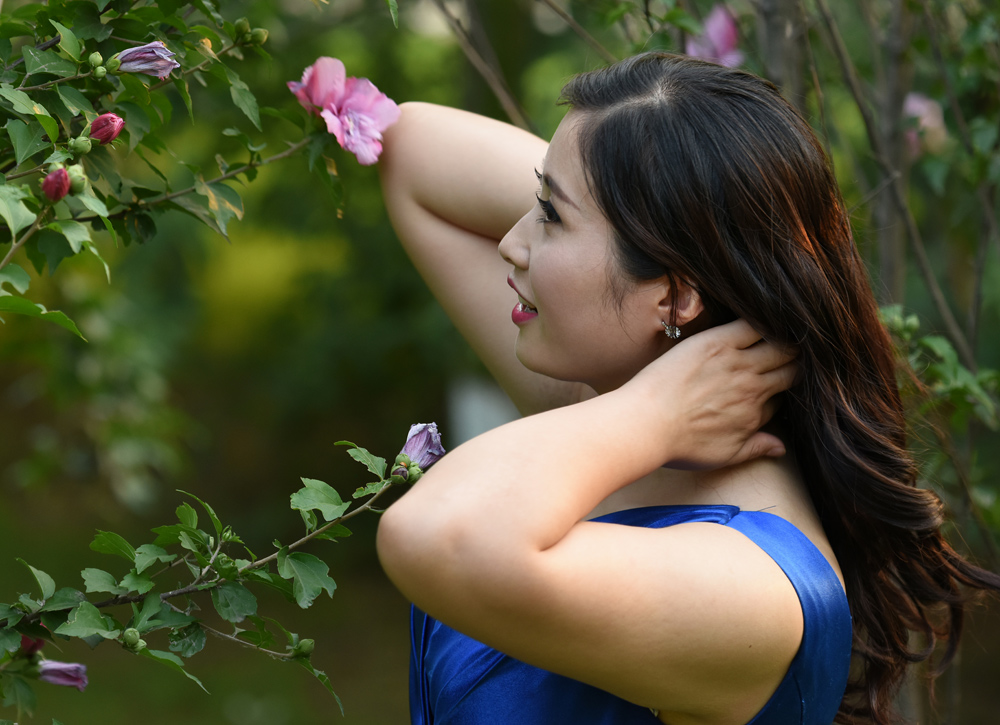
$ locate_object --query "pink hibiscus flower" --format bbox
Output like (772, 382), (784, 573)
(685, 5), (744, 68)
(289, 57), (401, 166)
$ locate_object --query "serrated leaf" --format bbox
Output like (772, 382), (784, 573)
(49, 21), (81, 61)
(7, 119), (48, 166)
(176, 501), (199, 528)
(343, 444), (387, 479)
(295, 658), (343, 714)
(353, 481), (388, 500)
(0, 184), (35, 236)
(0, 603), (23, 628)
(54, 602), (120, 639)
(56, 85), (93, 116)
(138, 648), (209, 693)
(81, 568), (127, 595)
(0, 263), (30, 294)
(178, 490), (223, 537)
(169, 623), (206, 657)
(120, 570), (154, 595)
(276, 549), (336, 609)
(90, 530), (136, 561)
(222, 66), (260, 130)
(290, 478), (350, 522)
(22, 47), (77, 78)
(39, 587), (86, 612)
(210, 582), (257, 623)
(134, 544), (176, 575)
(0, 296), (86, 339)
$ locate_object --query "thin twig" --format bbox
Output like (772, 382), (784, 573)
(4, 164), (45, 182)
(848, 170), (900, 215)
(938, 426), (1000, 572)
(0, 212), (47, 273)
(798, 1), (834, 168)
(3, 36), (60, 71)
(536, 0), (617, 63)
(165, 602), (294, 659)
(429, 0), (533, 132)
(814, 0), (976, 371)
(19, 70), (90, 92)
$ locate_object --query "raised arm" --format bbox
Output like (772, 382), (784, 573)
(378, 102), (590, 415)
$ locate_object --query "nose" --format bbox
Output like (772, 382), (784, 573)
(498, 209), (533, 269)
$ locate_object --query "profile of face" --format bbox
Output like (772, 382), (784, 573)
(498, 111), (704, 394)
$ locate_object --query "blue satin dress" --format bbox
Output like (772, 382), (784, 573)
(409, 505), (852, 725)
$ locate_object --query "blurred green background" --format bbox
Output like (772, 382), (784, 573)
(1, 0), (999, 722)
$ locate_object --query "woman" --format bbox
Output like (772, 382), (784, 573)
(375, 53), (999, 725)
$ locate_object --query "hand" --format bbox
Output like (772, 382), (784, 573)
(626, 319), (798, 470)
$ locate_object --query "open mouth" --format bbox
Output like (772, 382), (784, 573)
(516, 300), (537, 314)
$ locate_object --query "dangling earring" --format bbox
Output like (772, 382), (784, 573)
(661, 320), (681, 339)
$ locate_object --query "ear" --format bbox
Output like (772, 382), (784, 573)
(656, 277), (704, 328)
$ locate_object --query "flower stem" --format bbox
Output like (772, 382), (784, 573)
(0, 212), (47, 273)
(19, 70), (91, 92)
(5, 164), (46, 182)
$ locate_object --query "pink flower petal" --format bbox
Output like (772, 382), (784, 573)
(340, 78), (401, 131)
(289, 57), (346, 116)
(320, 107), (346, 147)
(703, 5), (739, 57)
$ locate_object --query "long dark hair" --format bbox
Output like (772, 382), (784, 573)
(560, 52), (1000, 724)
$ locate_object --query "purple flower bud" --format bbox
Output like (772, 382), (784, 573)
(398, 423), (446, 471)
(42, 168), (71, 202)
(113, 41), (180, 80)
(39, 660), (88, 691)
(89, 113), (124, 145)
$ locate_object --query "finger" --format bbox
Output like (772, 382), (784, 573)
(761, 361), (799, 397)
(707, 318), (765, 350)
(744, 341), (798, 372)
(731, 431), (787, 466)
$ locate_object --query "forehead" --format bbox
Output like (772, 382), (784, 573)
(543, 112), (595, 206)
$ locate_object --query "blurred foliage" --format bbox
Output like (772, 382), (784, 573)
(0, 0), (998, 722)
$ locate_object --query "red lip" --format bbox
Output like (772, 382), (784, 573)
(507, 275), (535, 308)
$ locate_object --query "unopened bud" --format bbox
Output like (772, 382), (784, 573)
(92, 66), (106, 79)
(406, 462), (424, 484)
(88, 52), (103, 67)
(292, 638), (315, 658)
(250, 28), (269, 45)
(234, 17), (251, 37)
(42, 168), (70, 202)
(105, 57), (121, 72)
(122, 628), (141, 648)
(67, 164), (87, 194)
(69, 137), (92, 156)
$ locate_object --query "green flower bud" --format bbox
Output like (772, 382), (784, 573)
(105, 56), (121, 72)
(92, 66), (107, 79)
(234, 17), (251, 37)
(69, 137), (92, 156)
(88, 51), (103, 67)
(122, 628), (141, 648)
(47, 162), (65, 174)
(292, 638), (315, 658)
(67, 164), (87, 194)
(250, 28), (269, 45)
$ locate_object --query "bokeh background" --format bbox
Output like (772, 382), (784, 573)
(1, 0), (999, 722)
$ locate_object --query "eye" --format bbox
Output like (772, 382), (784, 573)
(535, 194), (561, 224)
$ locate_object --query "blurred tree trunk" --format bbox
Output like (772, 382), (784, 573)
(757, 0), (807, 115)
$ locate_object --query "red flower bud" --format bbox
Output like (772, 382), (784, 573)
(42, 168), (71, 202)
(21, 635), (45, 655)
(89, 113), (124, 145)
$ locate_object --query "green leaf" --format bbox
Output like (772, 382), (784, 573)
(236, 615), (276, 649)
(169, 623), (206, 658)
(210, 582), (257, 623)
(194, 180), (243, 238)
(119, 72), (150, 107)
(339, 443), (388, 479)
(174, 75), (194, 122)
(49, 21), (81, 61)
(81, 568), (128, 595)
(90, 530), (136, 561)
(176, 501), (199, 528)
(242, 569), (295, 602)
(295, 658), (343, 714)
(0, 296), (86, 339)
(17, 560), (55, 600)
(36, 230), (76, 274)
(39, 587), (86, 613)
(120, 570), (154, 595)
(134, 544), (176, 575)
(178, 490), (223, 537)
(313, 524), (352, 542)
(34, 113), (58, 144)
(222, 66), (261, 130)
(54, 602), (120, 639)
(290, 478), (350, 522)
(7, 119), (48, 166)
(0, 84), (49, 115)
(0, 603), (24, 628)
(386, 0), (399, 27)
(75, 190), (109, 217)
(132, 592), (163, 632)
(276, 549), (336, 609)
(0, 184), (36, 236)
(22, 47), (78, 78)
(353, 481), (389, 500)
(0, 263), (30, 294)
(1, 676), (36, 719)
(0, 628), (20, 653)
(138, 648), (209, 693)
(56, 85), (94, 116)
(45, 220), (90, 254)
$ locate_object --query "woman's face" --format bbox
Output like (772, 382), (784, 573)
(498, 112), (682, 393)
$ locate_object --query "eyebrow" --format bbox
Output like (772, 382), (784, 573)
(538, 163), (580, 211)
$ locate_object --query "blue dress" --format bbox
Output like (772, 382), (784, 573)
(409, 505), (852, 725)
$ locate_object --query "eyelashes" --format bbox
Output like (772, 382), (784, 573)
(534, 168), (561, 224)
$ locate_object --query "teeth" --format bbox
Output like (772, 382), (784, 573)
(517, 302), (537, 314)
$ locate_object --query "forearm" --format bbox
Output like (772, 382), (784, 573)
(379, 102), (545, 242)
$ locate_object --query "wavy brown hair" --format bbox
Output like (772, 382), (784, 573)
(560, 52), (1000, 724)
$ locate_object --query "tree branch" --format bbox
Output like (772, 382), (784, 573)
(814, 0), (976, 370)
(0, 212), (47, 273)
(535, 0), (617, 64)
